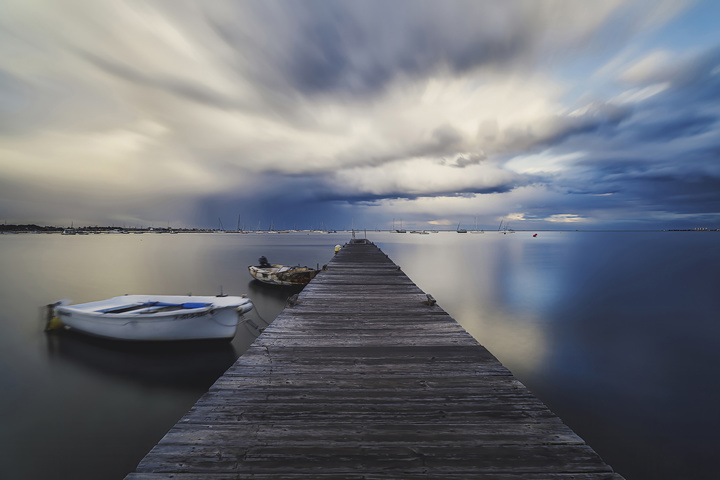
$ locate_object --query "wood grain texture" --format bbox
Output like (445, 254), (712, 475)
(125, 240), (624, 479)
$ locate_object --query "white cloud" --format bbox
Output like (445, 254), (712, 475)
(0, 0), (707, 229)
(621, 50), (674, 83)
(545, 214), (585, 223)
(611, 82), (670, 104)
(505, 151), (586, 174)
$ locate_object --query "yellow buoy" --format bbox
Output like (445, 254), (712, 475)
(334, 244), (341, 254)
(45, 316), (65, 331)
(44, 301), (69, 332)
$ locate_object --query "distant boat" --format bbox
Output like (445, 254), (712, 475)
(471, 216), (484, 234)
(456, 222), (467, 233)
(49, 294), (253, 341)
(62, 222), (77, 235)
(248, 256), (321, 286)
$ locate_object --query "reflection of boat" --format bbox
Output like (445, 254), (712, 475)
(248, 256), (320, 286)
(46, 330), (239, 390)
(51, 294), (254, 341)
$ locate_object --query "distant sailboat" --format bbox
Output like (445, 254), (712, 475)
(456, 222), (467, 233)
(62, 222), (77, 235)
(471, 216), (484, 234)
(497, 217), (514, 234)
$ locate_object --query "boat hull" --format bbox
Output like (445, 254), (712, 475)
(54, 295), (253, 341)
(248, 264), (319, 286)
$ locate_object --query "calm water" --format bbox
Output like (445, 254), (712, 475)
(1, 231), (718, 479)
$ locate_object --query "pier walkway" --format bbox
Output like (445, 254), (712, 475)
(126, 239), (624, 479)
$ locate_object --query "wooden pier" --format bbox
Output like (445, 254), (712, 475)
(126, 239), (624, 479)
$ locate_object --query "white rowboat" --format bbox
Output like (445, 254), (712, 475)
(51, 294), (253, 341)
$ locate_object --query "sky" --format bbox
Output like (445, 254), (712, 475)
(1, 0), (719, 231)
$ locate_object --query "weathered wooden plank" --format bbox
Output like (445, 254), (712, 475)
(135, 444), (613, 474)
(125, 240), (624, 480)
(157, 422), (586, 446)
(127, 474), (625, 480)
(179, 399), (559, 419)
(230, 344), (505, 363)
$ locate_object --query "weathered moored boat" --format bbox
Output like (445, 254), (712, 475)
(50, 294), (253, 341)
(248, 256), (320, 286)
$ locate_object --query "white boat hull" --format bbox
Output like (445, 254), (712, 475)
(54, 295), (253, 341)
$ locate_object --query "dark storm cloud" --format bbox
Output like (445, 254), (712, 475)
(556, 104), (632, 142)
(449, 153), (487, 168)
(484, 39), (719, 229)
(504, 103), (634, 153)
(2, 0), (716, 230)
(538, 55), (720, 221)
(317, 181), (518, 203)
(285, 7), (391, 95)
(642, 174), (720, 213)
(204, 1), (597, 99)
(631, 114), (717, 142)
(279, 3), (532, 96)
(404, 124), (469, 163)
(320, 124), (471, 171)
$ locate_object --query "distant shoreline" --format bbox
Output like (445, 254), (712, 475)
(1, 224), (717, 234)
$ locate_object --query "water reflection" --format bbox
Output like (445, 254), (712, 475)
(0, 233), (343, 480)
(378, 231), (720, 480)
(44, 330), (238, 390)
(376, 233), (553, 378)
(4, 232), (720, 480)
(247, 279), (304, 302)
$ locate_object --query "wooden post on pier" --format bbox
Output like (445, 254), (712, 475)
(126, 239), (624, 479)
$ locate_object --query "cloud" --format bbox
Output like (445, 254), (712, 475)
(545, 214), (586, 223)
(240, 1), (628, 97)
(328, 157), (520, 200)
(621, 50), (674, 83)
(0, 0), (716, 229)
(612, 83), (670, 104)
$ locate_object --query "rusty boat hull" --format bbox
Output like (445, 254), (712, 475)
(248, 264), (320, 286)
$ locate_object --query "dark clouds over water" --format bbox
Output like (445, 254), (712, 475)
(1, 0), (718, 230)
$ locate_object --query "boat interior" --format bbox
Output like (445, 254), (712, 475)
(97, 302), (210, 315)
